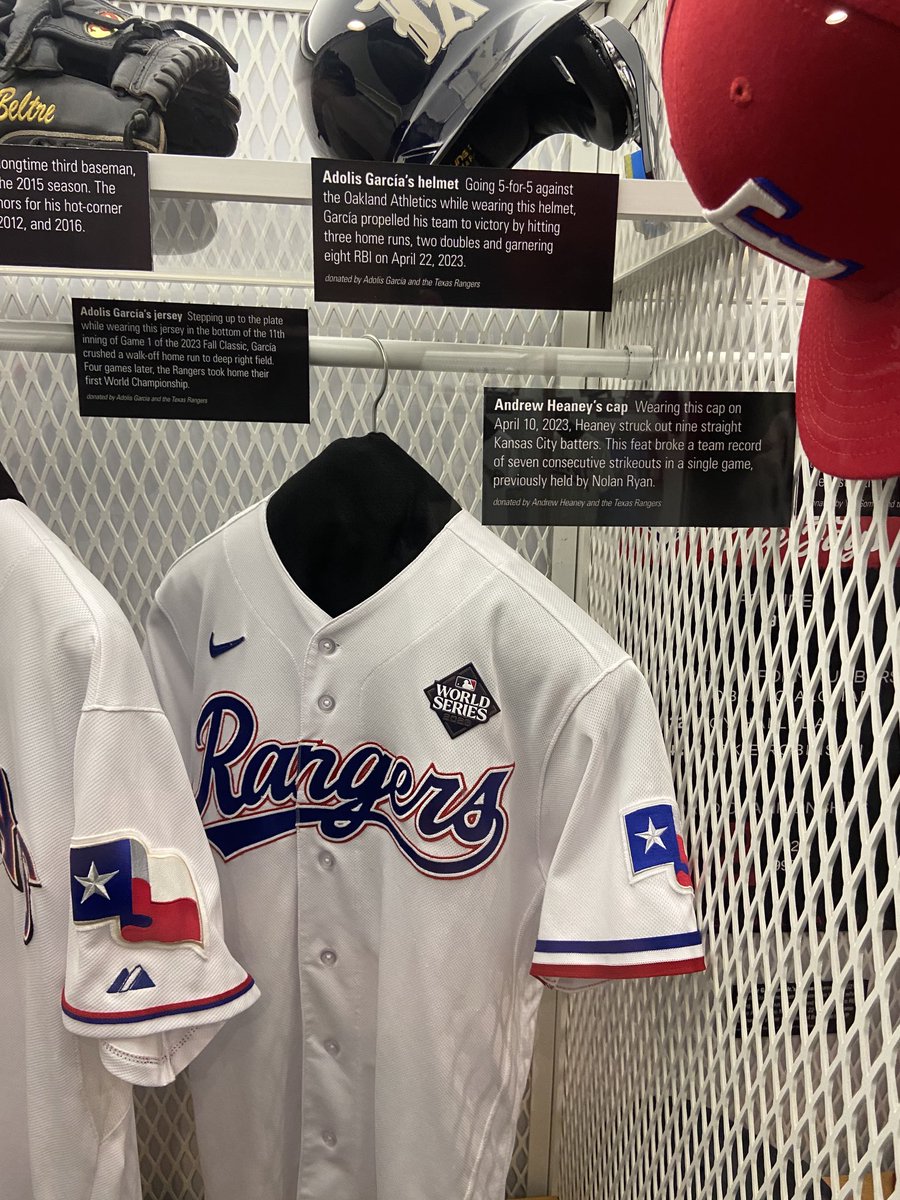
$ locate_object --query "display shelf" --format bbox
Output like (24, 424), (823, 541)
(614, 223), (719, 284)
(148, 157), (704, 222)
(0, 265), (312, 288)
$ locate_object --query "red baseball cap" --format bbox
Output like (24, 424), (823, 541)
(661, 0), (900, 480)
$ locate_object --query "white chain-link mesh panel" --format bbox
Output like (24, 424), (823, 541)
(552, 8), (900, 1189)
(0, 66), (581, 1188)
(134, 1076), (206, 1200)
(505, 1070), (535, 1197)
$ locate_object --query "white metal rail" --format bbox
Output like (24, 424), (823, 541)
(146, 158), (703, 220)
(0, 320), (655, 380)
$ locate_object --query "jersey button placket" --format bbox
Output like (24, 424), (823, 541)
(299, 628), (346, 1196)
(301, 628), (350, 1200)
(315, 634), (338, 715)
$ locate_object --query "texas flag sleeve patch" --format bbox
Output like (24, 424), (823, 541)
(623, 802), (694, 890)
(70, 837), (202, 946)
(530, 799), (705, 984)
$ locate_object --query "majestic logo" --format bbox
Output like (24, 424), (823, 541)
(0, 88), (56, 126)
(622, 803), (693, 893)
(107, 965), (156, 993)
(352, 0), (488, 65)
(703, 178), (862, 282)
(209, 633), (246, 659)
(424, 662), (501, 738)
(0, 768), (41, 944)
(70, 836), (203, 945)
(195, 692), (513, 876)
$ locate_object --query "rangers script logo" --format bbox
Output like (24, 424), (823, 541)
(195, 693), (513, 877)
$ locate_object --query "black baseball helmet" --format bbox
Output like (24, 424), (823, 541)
(296, 0), (661, 175)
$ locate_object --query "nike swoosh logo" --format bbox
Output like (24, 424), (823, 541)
(209, 634), (245, 659)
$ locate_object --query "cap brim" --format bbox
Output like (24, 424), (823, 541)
(797, 280), (900, 480)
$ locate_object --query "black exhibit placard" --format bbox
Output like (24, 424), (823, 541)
(0, 146), (150, 271)
(312, 158), (618, 311)
(73, 300), (309, 423)
(483, 388), (796, 527)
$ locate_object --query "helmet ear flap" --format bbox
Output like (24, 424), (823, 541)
(531, 23), (634, 150)
(442, 92), (533, 169)
(297, 0), (656, 170)
(442, 20), (633, 169)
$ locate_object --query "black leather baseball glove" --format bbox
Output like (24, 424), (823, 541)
(0, 0), (240, 154)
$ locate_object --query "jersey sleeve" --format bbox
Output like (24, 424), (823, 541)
(531, 657), (705, 987)
(62, 685), (259, 1086)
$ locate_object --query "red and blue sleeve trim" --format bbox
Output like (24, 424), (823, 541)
(530, 958), (706, 980)
(535, 931), (703, 954)
(531, 930), (705, 980)
(62, 974), (255, 1025)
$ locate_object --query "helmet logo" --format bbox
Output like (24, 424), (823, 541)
(353, 0), (488, 65)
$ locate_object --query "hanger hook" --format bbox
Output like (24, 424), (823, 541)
(362, 334), (390, 431)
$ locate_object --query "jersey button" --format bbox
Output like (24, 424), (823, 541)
(320, 948), (337, 966)
(317, 694), (336, 713)
(318, 851), (335, 871)
(318, 637), (337, 655)
(324, 1039), (340, 1057)
(322, 1131), (337, 1148)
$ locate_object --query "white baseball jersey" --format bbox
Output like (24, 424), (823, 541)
(0, 500), (259, 1200)
(145, 500), (704, 1200)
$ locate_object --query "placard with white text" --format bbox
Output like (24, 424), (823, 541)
(0, 146), (150, 271)
(73, 300), (309, 422)
(312, 158), (618, 311)
(483, 388), (796, 527)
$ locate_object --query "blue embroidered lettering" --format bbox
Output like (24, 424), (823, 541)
(195, 693), (257, 819)
(243, 743), (298, 808)
(295, 743), (341, 803)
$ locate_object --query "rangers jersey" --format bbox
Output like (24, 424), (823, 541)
(145, 499), (704, 1200)
(0, 500), (258, 1200)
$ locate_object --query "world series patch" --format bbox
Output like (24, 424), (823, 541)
(424, 663), (500, 738)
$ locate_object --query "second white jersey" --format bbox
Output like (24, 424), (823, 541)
(146, 502), (704, 1200)
(0, 500), (258, 1200)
